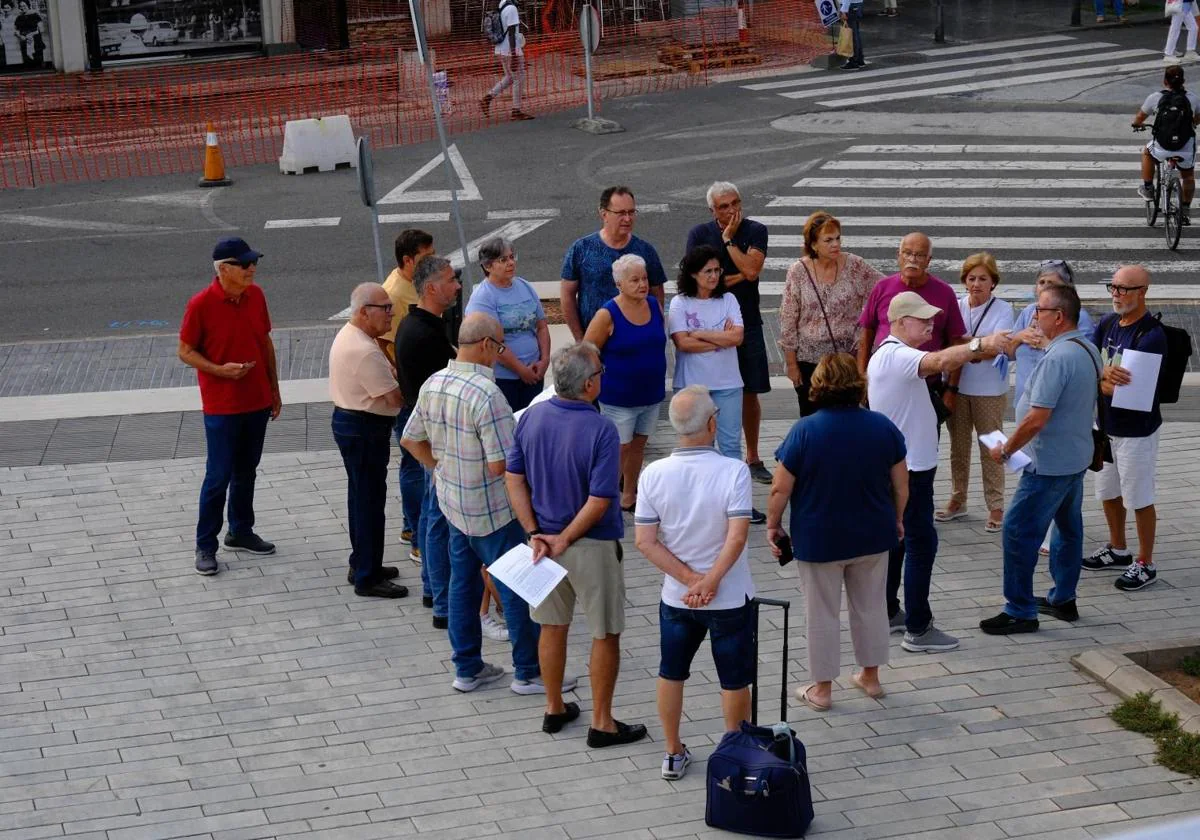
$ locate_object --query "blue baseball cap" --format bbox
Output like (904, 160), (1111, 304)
(212, 237), (263, 263)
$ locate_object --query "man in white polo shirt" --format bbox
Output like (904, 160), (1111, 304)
(635, 385), (756, 782)
(867, 292), (1009, 653)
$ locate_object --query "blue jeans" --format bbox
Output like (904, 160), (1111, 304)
(847, 2), (865, 64)
(709, 387), (744, 461)
(331, 408), (394, 587)
(496, 377), (544, 412)
(887, 467), (938, 634)
(658, 599), (755, 690)
(447, 519), (540, 681)
(1094, 0), (1123, 16)
(1002, 470), (1086, 619)
(394, 407), (425, 540)
(196, 408), (270, 552)
(421, 467), (450, 617)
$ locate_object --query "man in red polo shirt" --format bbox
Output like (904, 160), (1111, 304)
(178, 238), (282, 576)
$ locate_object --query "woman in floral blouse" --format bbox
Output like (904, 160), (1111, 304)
(778, 211), (883, 415)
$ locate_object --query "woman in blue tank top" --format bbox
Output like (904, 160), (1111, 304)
(583, 253), (668, 511)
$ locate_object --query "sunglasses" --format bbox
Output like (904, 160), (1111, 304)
(363, 302), (394, 312)
(223, 258), (258, 269)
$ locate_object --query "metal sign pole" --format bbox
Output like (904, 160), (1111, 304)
(583, 4), (595, 122)
(573, 3), (623, 134)
(407, 0), (474, 295)
(356, 136), (386, 284)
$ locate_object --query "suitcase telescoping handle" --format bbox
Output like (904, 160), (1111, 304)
(750, 596), (790, 725)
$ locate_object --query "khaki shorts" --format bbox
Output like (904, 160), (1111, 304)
(531, 538), (626, 638)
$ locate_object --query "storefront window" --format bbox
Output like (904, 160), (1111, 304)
(94, 0), (262, 61)
(1, 0), (53, 72)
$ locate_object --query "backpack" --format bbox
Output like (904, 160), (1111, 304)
(483, 0), (513, 45)
(1153, 89), (1195, 151)
(1100, 312), (1193, 405)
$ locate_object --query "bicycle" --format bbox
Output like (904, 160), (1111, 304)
(1134, 123), (1185, 250)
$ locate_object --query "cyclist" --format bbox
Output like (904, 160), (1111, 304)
(1133, 64), (1200, 224)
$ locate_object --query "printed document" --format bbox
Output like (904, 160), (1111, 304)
(489, 542), (567, 608)
(979, 431), (1032, 474)
(1111, 350), (1162, 413)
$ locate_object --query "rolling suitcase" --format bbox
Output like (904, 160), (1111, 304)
(704, 597), (814, 838)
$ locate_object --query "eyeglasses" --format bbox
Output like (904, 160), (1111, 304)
(603, 207), (638, 218)
(461, 336), (508, 355)
(699, 267), (723, 276)
(363, 302), (394, 312)
(1034, 306), (1062, 315)
(588, 364), (606, 380)
(1106, 283), (1147, 296)
(900, 250), (929, 260)
(495, 253), (516, 263)
(714, 198), (742, 211)
(1038, 259), (1074, 284)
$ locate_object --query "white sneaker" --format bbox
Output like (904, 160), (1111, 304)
(510, 673), (579, 695)
(452, 662), (505, 693)
(1186, 51), (1200, 63)
(410, 546), (422, 565)
(480, 612), (509, 641)
(662, 746), (692, 780)
(1165, 54), (1182, 65)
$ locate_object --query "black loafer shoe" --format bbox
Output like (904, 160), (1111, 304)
(432, 615), (448, 630)
(1036, 597), (1079, 622)
(587, 719), (648, 748)
(542, 701), (581, 734)
(347, 566), (399, 585)
(979, 612), (1039, 635)
(422, 595), (434, 608)
(354, 580), (409, 598)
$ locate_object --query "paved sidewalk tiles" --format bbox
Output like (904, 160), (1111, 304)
(1, 417), (1200, 838)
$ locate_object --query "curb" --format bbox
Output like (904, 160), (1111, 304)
(1071, 640), (1200, 734)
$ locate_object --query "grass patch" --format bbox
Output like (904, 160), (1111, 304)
(1156, 729), (1200, 777)
(1180, 653), (1200, 678)
(1111, 692), (1180, 734)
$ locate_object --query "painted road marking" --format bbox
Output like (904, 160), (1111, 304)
(487, 208), (561, 219)
(640, 204), (671, 213)
(781, 48), (1154, 101)
(378, 143), (482, 204)
(794, 177), (1131, 190)
(743, 41), (1119, 91)
(263, 217), (341, 229)
(767, 195), (1142, 209)
(844, 144), (1143, 155)
(769, 235), (1184, 250)
(378, 212), (452, 223)
(754, 216), (1141, 228)
(816, 58), (1167, 108)
(0, 214), (173, 233)
(820, 159), (1130, 172)
(917, 34), (1076, 57)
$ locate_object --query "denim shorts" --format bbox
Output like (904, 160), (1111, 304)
(599, 402), (660, 445)
(658, 599), (755, 690)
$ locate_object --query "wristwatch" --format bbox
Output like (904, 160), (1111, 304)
(999, 448), (1012, 463)
(527, 528), (544, 538)
(723, 240), (734, 248)
(969, 337), (983, 354)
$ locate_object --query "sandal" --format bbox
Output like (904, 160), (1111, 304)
(795, 684), (831, 712)
(851, 672), (886, 699)
(934, 504), (967, 522)
(985, 517), (1003, 533)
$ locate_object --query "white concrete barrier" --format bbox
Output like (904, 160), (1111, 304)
(279, 115), (357, 175)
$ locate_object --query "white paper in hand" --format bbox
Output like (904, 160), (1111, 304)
(979, 430), (1032, 474)
(488, 542), (568, 608)
(1111, 350), (1162, 413)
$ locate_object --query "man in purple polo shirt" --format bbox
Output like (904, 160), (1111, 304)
(857, 232), (967, 373)
(506, 342), (648, 749)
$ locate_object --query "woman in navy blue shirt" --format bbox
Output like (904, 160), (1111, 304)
(583, 254), (667, 512)
(766, 353), (908, 711)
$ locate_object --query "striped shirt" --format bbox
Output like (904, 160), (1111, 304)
(404, 360), (515, 536)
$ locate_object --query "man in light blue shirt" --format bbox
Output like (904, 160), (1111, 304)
(839, 0), (866, 70)
(980, 284), (1100, 636)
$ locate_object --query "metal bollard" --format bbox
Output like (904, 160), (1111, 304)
(934, 0), (945, 44)
(1071, 0), (1082, 27)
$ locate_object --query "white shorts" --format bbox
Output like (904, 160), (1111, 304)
(1146, 138), (1196, 171)
(1094, 429), (1160, 510)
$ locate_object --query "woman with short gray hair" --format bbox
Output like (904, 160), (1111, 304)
(583, 253), (667, 512)
(465, 237), (550, 411)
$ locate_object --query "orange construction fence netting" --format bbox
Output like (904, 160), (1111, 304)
(0, 0), (830, 189)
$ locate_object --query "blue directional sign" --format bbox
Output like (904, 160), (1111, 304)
(815, 0), (839, 27)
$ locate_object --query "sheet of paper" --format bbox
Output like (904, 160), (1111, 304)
(979, 430), (1032, 474)
(488, 542), (568, 608)
(1111, 349), (1163, 413)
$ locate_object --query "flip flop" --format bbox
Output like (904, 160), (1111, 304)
(985, 519), (1003, 533)
(851, 672), (886, 699)
(934, 506), (968, 522)
(795, 684), (831, 712)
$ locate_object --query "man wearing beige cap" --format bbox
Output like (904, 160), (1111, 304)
(867, 291), (1009, 653)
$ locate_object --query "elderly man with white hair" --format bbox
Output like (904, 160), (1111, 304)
(583, 253), (668, 511)
(686, 181), (772, 484)
(635, 384), (756, 781)
(507, 342), (642, 747)
(329, 282), (408, 598)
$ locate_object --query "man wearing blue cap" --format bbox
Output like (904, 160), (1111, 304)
(179, 238), (282, 576)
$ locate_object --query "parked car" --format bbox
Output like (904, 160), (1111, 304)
(142, 22), (179, 47)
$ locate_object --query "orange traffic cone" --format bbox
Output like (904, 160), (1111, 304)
(197, 122), (231, 188)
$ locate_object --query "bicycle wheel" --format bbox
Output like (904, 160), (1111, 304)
(1146, 163), (1161, 227)
(1165, 175), (1183, 250)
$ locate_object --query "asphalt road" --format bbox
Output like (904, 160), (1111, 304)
(0, 22), (1190, 343)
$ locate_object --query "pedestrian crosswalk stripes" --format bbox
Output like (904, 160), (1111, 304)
(915, 34), (1075, 57)
(779, 48), (1155, 100)
(794, 177), (1130, 190)
(765, 196), (1139, 209)
(757, 216), (1136, 228)
(820, 159), (1130, 171)
(772, 235), (1171, 250)
(841, 145), (1139, 155)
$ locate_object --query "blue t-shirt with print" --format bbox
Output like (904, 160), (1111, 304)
(1091, 312), (1169, 438)
(465, 277), (545, 380)
(775, 406), (906, 563)
(560, 232), (668, 333)
(1016, 330), (1101, 476)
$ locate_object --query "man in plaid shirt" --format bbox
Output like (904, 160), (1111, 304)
(402, 313), (564, 696)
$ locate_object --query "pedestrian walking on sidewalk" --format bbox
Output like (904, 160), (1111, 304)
(481, 0), (534, 121)
(839, 0), (866, 70)
(329, 283), (408, 599)
(179, 238), (281, 576)
(1164, 1), (1199, 64)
